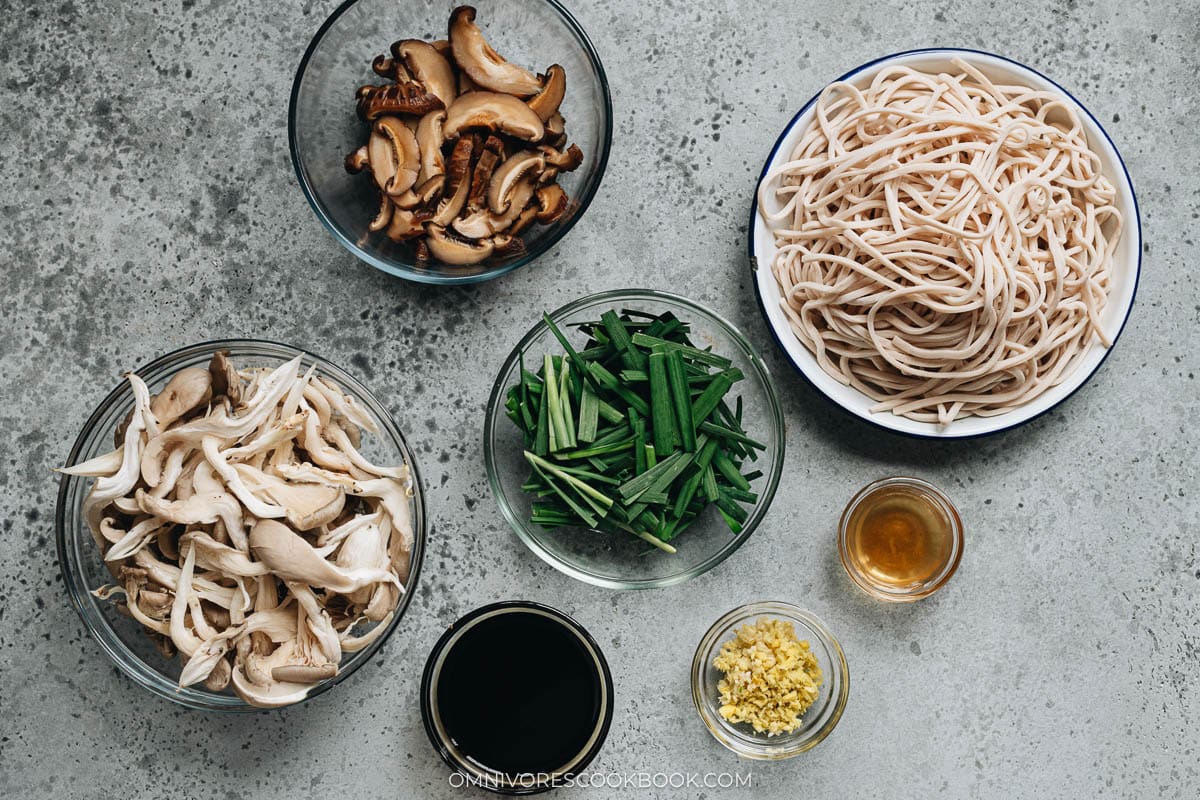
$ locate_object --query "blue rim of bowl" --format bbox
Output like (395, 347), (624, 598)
(747, 47), (1143, 440)
(419, 601), (615, 794)
(54, 338), (426, 711)
(482, 289), (786, 590)
(287, 0), (614, 286)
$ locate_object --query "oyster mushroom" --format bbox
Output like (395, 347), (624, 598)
(248, 520), (399, 593)
(152, 367), (212, 429)
(209, 351), (242, 406)
(394, 39), (457, 107)
(442, 91), (545, 142)
(527, 64), (566, 122)
(449, 5), (543, 97)
(60, 350), (415, 707)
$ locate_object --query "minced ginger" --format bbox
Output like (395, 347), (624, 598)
(713, 617), (822, 736)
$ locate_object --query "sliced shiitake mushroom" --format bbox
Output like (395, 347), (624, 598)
(372, 116), (420, 196)
(394, 39), (457, 107)
(454, 176), (535, 239)
(344, 145), (370, 174)
(415, 110), (446, 185)
(425, 224), (495, 265)
(538, 142), (584, 172)
(543, 112), (567, 149)
(371, 54), (397, 79)
(488, 151), (544, 214)
(442, 91), (544, 141)
(356, 81), (444, 120)
(527, 64), (566, 122)
(368, 195), (393, 232)
(393, 175), (445, 210)
(449, 6), (543, 97)
(509, 204), (538, 236)
(492, 232), (526, 258)
(430, 136), (475, 226)
(535, 183), (567, 224)
(466, 135), (505, 212)
(385, 208), (431, 242)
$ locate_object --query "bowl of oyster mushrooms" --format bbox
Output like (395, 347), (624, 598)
(55, 340), (425, 711)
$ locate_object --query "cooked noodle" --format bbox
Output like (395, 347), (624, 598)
(758, 59), (1122, 425)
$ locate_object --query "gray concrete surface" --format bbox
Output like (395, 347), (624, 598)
(1, 0), (1197, 797)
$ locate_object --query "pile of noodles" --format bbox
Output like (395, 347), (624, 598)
(758, 59), (1122, 425)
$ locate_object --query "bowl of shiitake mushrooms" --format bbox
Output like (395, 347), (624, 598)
(289, 0), (612, 284)
(55, 340), (425, 711)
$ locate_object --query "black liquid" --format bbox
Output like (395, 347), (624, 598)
(436, 610), (602, 776)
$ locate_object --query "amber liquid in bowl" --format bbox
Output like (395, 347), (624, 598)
(840, 478), (962, 600)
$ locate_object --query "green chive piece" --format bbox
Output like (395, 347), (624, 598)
(665, 349), (697, 452)
(648, 351), (678, 454)
(602, 310), (646, 371)
(577, 381), (600, 443)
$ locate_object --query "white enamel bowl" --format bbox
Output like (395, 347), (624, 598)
(749, 49), (1141, 439)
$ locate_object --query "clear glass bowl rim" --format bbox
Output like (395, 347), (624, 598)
(286, 0), (615, 286)
(837, 476), (964, 602)
(690, 601), (850, 759)
(419, 600), (615, 794)
(54, 338), (427, 712)
(482, 289), (787, 590)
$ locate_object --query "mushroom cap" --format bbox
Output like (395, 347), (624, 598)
(355, 81), (444, 120)
(527, 64), (566, 123)
(448, 6), (544, 97)
(442, 91), (544, 142)
(395, 39), (457, 107)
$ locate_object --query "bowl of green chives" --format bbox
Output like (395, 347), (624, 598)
(483, 289), (786, 589)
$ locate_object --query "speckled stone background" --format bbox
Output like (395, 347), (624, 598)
(1, 0), (1197, 797)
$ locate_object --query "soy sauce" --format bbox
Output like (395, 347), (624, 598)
(434, 609), (603, 777)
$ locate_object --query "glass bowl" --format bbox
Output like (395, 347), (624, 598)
(838, 476), (964, 602)
(289, 0), (613, 285)
(691, 602), (849, 759)
(483, 290), (785, 590)
(54, 339), (426, 711)
(420, 601), (614, 794)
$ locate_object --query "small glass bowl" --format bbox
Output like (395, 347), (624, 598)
(691, 602), (849, 759)
(420, 601), (614, 794)
(54, 339), (426, 711)
(482, 290), (786, 590)
(288, 0), (613, 284)
(838, 476), (963, 602)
